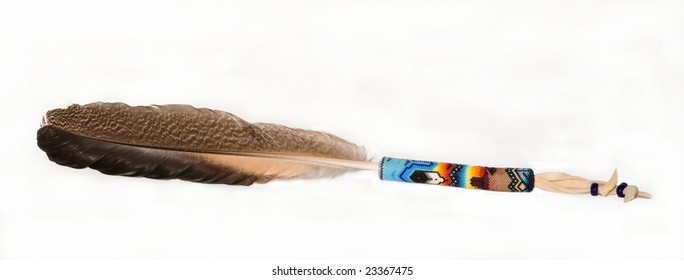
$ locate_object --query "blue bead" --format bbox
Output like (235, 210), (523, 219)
(590, 183), (599, 196)
(616, 182), (628, 198)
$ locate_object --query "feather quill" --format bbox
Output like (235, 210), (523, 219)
(37, 102), (649, 203)
(37, 102), (374, 185)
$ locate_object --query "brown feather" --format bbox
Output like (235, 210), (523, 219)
(36, 102), (372, 185)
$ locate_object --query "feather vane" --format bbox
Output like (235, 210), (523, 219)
(37, 102), (371, 185)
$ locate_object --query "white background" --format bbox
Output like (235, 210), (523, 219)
(1, 0), (683, 260)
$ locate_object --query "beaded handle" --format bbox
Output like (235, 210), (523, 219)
(379, 157), (535, 192)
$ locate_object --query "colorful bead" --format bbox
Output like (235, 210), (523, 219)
(590, 183), (599, 196)
(616, 182), (628, 198)
(379, 157), (535, 192)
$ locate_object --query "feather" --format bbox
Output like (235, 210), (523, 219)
(37, 102), (375, 185)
